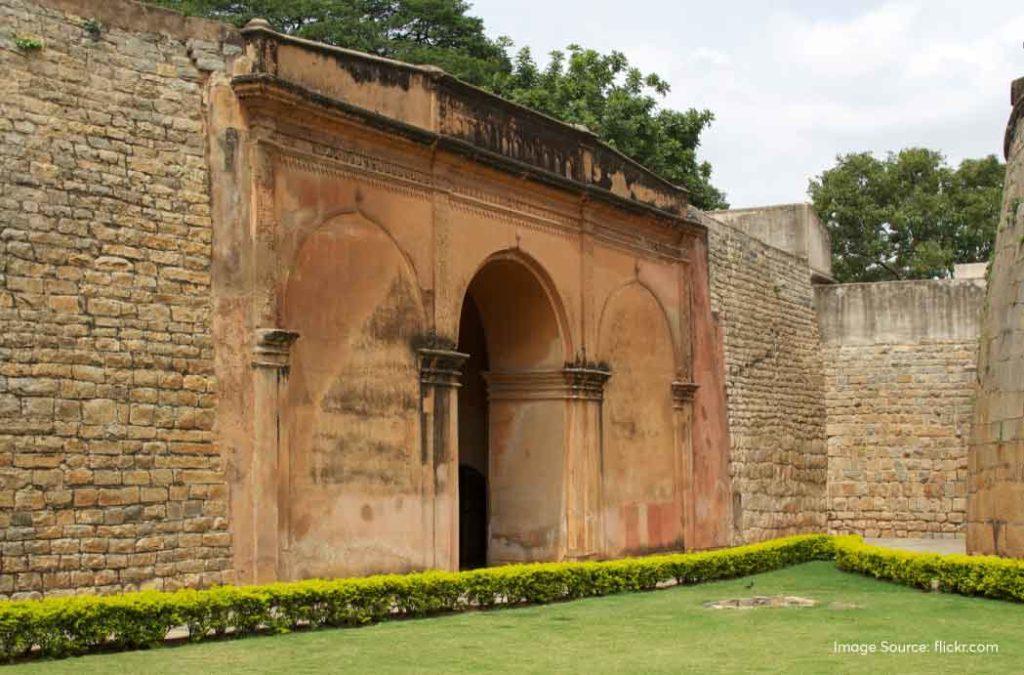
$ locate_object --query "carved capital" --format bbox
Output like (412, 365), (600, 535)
(671, 381), (699, 407)
(485, 365), (611, 402)
(252, 328), (300, 370)
(563, 362), (612, 401)
(419, 348), (469, 387)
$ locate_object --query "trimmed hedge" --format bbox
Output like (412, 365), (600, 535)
(0, 534), (834, 662)
(8, 533), (1023, 663)
(833, 535), (1024, 602)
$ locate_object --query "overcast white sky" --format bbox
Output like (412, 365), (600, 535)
(469, 0), (1024, 207)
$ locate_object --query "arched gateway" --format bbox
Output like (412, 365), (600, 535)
(457, 253), (570, 567)
(218, 20), (732, 584)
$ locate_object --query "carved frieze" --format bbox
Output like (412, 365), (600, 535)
(232, 77), (696, 262)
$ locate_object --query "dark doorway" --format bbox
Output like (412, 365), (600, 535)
(457, 295), (489, 569)
(459, 465), (488, 569)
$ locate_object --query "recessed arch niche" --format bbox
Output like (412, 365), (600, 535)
(597, 282), (681, 555)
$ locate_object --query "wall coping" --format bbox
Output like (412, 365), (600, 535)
(37, 0), (239, 43)
(814, 278), (986, 346)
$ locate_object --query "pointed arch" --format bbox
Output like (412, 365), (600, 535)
(282, 207), (425, 324)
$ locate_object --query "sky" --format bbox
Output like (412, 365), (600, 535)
(468, 0), (1024, 208)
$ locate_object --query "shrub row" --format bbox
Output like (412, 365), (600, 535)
(833, 536), (1024, 602)
(0, 534), (834, 662)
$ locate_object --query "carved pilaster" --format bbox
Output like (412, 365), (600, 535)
(564, 362), (612, 401)
(671, 380), (698, 550)
(252, 328), (300, 369)
(249, 328), (299, 583)
(417, 346), (468, 571)
(482, 364), (610, 561)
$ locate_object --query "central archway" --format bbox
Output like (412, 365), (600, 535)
(456, 253), (568, 568)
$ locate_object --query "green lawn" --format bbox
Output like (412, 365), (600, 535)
(8, 562), (1021, 674)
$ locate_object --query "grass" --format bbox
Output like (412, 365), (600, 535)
(7, 562), (1020, 674)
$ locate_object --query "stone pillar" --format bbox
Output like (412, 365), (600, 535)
(564, 363), (611, 559)
(250, 328), (299, 583)
(672, 381), (699, 550)
(418, 347), (469, 570)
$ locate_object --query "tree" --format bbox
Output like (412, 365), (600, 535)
(809, 149), (1004, 282)
(493, 46), (727, 210)
(155, 0), (728, 209)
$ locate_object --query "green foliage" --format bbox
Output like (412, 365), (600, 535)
(493, 46), (727, 210)
(0, 534), (831, 662)
(83, 18), (104, 39)
(834, 536), (1024, 602)
(809, 149), (1005, 282)
(150, 0), (727, 209)
(13, 35), (43, 51)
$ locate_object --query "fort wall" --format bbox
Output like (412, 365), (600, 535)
(0, 0), (239, 597)
(968, 76), (1024, 556)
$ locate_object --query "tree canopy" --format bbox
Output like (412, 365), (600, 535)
(809, 149), (1004, 282)
(155, 0), (728, 209)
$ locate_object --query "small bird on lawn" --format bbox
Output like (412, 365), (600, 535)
(743, 580), (755, 590)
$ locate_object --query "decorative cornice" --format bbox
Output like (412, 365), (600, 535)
(418, 348), (470, 387)
(261, 133), (690, 261)
(238, 21), (691, 205)
(252, 328), (300, 369)
(230, 74), (706, 236)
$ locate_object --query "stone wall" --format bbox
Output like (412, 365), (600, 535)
(0, 0), (238, 597)
(817, 281), (984, 538)
(968, 76), (1024, 556)
(700, 212), (828, 544)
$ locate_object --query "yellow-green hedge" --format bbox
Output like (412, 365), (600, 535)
(833, 535), (1024, 602)
(0, 534), (834, 661)
(10, 534), (1024, 663)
